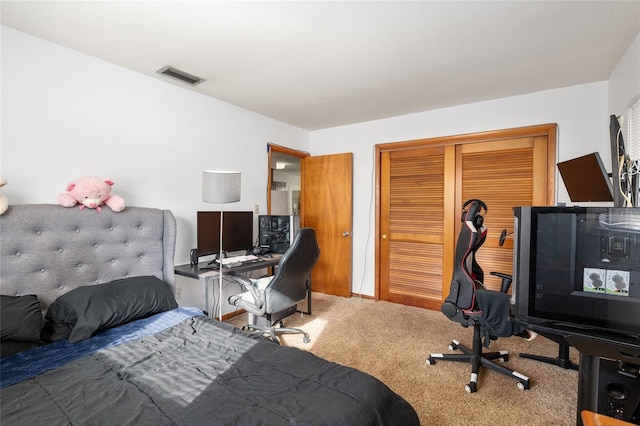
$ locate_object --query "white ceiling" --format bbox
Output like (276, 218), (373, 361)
(2, 1), (639, 131)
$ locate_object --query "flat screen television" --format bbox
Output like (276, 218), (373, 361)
(197, 211), (254, 257)
(512, 206), (640, 338)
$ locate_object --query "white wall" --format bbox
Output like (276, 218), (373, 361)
(1, 26), (309, 312)
(310, 82), (614, 297)
(609, 31), (640, 140)
(311, 28), (639, 297)
(3, 24), (639, 303)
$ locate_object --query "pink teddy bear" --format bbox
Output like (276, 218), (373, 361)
(58, 176), (125, 213)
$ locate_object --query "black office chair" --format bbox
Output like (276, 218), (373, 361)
(426, 199), (531, 393)
(228, 227), (320, 344)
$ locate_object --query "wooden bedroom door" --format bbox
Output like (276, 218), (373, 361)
(302, 153), (353, 297)
(377, 124), (556, 310)
(267, 145), (353, 298)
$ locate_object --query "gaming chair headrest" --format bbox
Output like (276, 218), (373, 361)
(461, 199), (487, 230)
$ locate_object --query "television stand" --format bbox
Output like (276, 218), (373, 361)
(566, 332), (640, 425)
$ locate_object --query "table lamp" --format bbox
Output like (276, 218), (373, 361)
(202, 170), (241, 321)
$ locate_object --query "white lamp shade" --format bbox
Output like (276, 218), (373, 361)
(202, 171), (241, 203)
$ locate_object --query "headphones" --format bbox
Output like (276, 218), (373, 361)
(461, 199), (487, 229)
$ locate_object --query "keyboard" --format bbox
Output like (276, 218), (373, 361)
(201, 254), (266, 270)
(218, 254), (259, 265)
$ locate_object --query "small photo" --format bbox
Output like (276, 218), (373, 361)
(606, 270), (630, 296)
(583, 268), (606, 293)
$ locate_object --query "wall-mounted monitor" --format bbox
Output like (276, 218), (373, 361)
(557, 152), (613, 203)
(197, 211), (253, 257)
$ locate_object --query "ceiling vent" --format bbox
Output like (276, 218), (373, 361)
(156, 66), (205, 86)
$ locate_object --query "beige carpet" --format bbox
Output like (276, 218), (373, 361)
(228, 293), (580, 426)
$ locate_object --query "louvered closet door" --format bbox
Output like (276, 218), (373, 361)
(380, 146), (456, 310)
(456, 136), (553, 292)
(378, 124), (556, 310)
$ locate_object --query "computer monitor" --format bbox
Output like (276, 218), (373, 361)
(197, 211), (254, 257)
(557, 152), (613, 202)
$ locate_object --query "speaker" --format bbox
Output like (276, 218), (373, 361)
(595, 359), (640, 423)
(190, 248), (199, 266)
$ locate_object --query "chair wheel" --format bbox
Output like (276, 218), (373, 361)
(303, 336), (310, 344)
(426, 357), (435, 365)
(517, 381), (529, 391)
(448, 343), (456, 351)
(465, 383), (477, 393)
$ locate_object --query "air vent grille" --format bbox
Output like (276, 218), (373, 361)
(156, 66), (205, 86)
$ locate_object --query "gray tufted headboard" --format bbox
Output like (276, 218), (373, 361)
(0, 204), (176, 312)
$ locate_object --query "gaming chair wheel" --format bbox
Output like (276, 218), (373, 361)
(425, 357), (435, 365)
(465, 383), (477, 393)
(517, 381), (529, 391)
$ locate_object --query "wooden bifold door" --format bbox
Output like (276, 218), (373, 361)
(376, 124), (557, 310)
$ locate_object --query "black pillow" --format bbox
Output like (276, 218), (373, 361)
(0, 294), (43, 342)
(43, 276), (178, 343)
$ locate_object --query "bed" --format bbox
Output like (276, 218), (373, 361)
(0, 204), (419, 426)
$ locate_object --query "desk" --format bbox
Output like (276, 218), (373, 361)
(516, 321), (640, 425)
(567, 333), (640, 425)
(175, 255), (281, 319)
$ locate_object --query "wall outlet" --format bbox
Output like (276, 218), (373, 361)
(175, 286), (182, 300)
(254, 204), (260, 214)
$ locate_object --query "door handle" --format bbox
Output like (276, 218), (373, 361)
(343, 231), (350, 237)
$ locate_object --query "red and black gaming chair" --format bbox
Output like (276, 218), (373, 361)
(426, 199), (531, 393)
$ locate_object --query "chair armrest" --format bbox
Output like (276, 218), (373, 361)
(490, 271), (512, 293)
(230, 274), (253, 289)
(228, 275), (266, 316)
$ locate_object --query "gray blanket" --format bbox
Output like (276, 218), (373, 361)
(1, 317), (419, 426)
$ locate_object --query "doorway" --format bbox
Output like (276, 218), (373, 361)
(268, 147), (304, 216)
(267, 144), (308, 216)
(266, 144), (354, 297)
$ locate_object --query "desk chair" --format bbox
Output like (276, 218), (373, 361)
(426, 199), (531, 393)
(228, 227), (320, 344)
